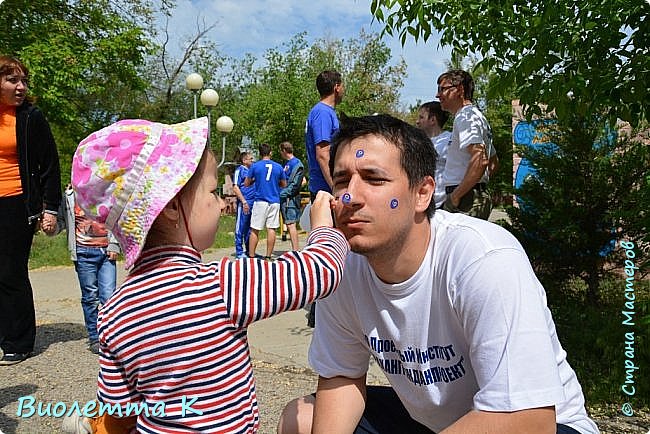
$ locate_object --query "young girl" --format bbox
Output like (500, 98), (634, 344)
(65, 117), (348, 433)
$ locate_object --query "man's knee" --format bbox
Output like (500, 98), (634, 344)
(277, 395), (314, 434)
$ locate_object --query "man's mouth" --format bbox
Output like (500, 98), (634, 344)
(338, 216), (371, 227)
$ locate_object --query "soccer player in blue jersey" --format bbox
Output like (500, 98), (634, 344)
(279, 141), (305, 250)
(245, 143), (287, 259)
(233, 151), (255, 258)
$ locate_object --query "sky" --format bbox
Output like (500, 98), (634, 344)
(162, 0), (452, 108)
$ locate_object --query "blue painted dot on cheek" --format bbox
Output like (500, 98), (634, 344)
(355, 149), (364, 158)
(341, 192), (352, 205)
(390, 199), (399, 209)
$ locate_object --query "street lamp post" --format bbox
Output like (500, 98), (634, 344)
(185, 73), (204, 119)
(185, 73), (233, 169)
(215, 116), (234, 169)
(200, 88), (219, 148)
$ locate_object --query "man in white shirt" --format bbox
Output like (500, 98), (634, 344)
(416, 101), (452, 209)
(278, 114), (599, 434)
(437, 69), (498, 220)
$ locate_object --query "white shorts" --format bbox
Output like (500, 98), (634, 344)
(250, 201), (280, 230)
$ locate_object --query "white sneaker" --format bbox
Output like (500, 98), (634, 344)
(61, 412), (92, 434)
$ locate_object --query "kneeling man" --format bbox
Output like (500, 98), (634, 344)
(278, 115), (599, 434)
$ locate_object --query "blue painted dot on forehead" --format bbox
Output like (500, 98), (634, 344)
(390, 198), (398, 209)
(355, 149), (364, 158)
(341, 192), (352, 205)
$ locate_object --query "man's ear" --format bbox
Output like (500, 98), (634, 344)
(414, 176), (435, 213)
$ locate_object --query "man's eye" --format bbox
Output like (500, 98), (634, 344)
(367, 178), (387, 185)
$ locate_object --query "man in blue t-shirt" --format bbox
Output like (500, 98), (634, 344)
(304, 70), (344, 327)
(279, 141), (305, 251)
(305, 70), (344, 198)
(244, 143), (287, 259)
(232, 151), (256, 258)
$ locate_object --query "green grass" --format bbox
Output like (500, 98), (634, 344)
(29, 230), (70, 269)
(29, 215), (244, 269)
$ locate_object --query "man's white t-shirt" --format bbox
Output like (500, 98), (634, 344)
(443, 104), (494, 187)
(309, 211), (599, 434)
(432, 130), (452, 208)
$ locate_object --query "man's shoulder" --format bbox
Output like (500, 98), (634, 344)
(309, 102), (335, 118)
(433, 130), (452, 146)
(289, 156), (303, 167)
(456, 104), (487, 123)
(342, 251), (370, 276)
(432, 211), (521, 255)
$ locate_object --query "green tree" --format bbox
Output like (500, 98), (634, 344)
(506, 118), (649, 302)
(370, 0), (648, 126)
(137, 11), (225, 124)
(218, 31), (406, 167)
(370, 0), (649, 303)
(1, 0), (156, 184)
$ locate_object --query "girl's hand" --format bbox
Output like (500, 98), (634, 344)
(310, 191), (336, 229)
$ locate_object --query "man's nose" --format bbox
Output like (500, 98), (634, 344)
(341, 177), (363, 207)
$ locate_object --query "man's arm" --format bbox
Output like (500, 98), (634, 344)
(488, 153), (500, 177)
(244, 176), (254, 187)
(312, 375), (366, 434)
(281, 165), (304, 199)
(315, 141), (333, 189)
(232, 184), (246, 203)
(440, 406), (556, 434)
(450, 143), (488, 207)
(232, 184), (250, 215)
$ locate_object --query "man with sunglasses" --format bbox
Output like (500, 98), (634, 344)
(436, 69), (498, 220)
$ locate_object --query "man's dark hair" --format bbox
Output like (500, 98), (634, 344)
(316, 70), (342, 97)
(437, 69), (475, 101)
(259, 143), (271, 157)
(239, 151), (252, 163)
(280, 141), (293, 154)
(330, 114), (437, 218)
(419, 101), (450, 128)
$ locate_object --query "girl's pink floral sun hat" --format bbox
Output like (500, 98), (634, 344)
(72, 117), (208, 268)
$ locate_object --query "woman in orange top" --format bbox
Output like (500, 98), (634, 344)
(0, 56), (61, 365)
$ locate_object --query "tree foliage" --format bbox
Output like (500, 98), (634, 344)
(216, 31), (406, 168)
(370, 0), (649, 126)
(505, 118), (649, 302)
(1, 0), (156, 184)
(370, 0), (650, 302)
(139, 11), (224, 124)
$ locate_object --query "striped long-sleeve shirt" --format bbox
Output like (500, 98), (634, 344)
(96, 226), (349, 433)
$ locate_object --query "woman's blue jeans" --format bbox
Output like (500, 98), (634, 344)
(74, 246), (116, 343)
